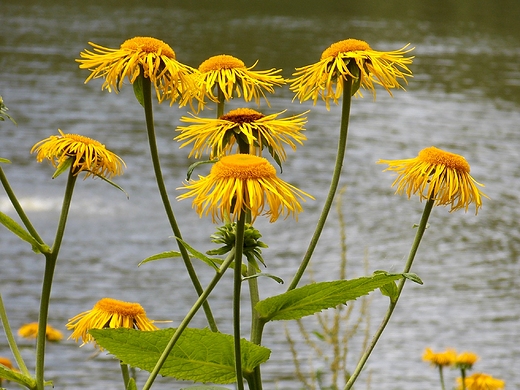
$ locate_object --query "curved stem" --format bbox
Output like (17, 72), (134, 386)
(344, 198), (435, 390)
(233, 213), (246, 390)
(287, 77), (353, 291)
(35, 170), (77, 390)
(139, 74), (218, 332)
(141, 249), (236, 390)
(0, 293), (30, 376)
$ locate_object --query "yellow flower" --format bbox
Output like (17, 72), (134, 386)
(455, 351), (480, 369)
(422, 348), (457, 367)
(196, 54), (286, 108)
(290, 38), (413, 107)
(457, 373), (505, 390)
(177, 154), (313, 223)
(77, 36), (198, 105)
(0, 356), (14, 369)
(31, 130), (125, 179)
(17, 322), (64, 342)
(378, 146), (487, 214)
(66, 297), (158, 346)
(175, 107), (308, 161)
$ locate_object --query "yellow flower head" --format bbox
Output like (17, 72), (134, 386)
(196, 54), (286, 108)
(77, 36), (198, 105)
(66, 297), (158, 346)
(175, 107), (307, 161)
(31, 130), (125, 179)
(422, 348), (457, 367)
(177, 154), (313, 223)
(457, 373), (505, 390)
(290, 38), (413, 107)
(455, 351), (480, 369)
(378, 146), (488, 214)
(17, 322), (64, 342)
(0, 356), (14, 369)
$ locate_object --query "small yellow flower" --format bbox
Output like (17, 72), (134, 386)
(77, 36), (198, 105)
(66, 297), (158, 346)
(423, 348), (457, 367)
(31, 130), (125, 179)
(177, 154), (313, 223)
(175, 107), (307, 161)
(457, 373), (505, 390)
(290, 38), (413, 107)
(455, 351), (480, 370)
(17, 322), (64, 342)
(0, 356), (14, 369)
(196, 54), (286, 108)
(378, 146), (488, 214)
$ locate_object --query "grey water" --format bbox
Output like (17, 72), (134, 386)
(1, 1), (519, 389)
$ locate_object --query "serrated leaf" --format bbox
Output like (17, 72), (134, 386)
(138, 251), (182, 266)
(0, 211), (46, 253)
(255, 273), (405, 322)
(0, 365), (36, 388)
(89, 327), (271, 384)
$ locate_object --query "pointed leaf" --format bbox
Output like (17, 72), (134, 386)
(126, 378), (137, 390)
(89, 327), (271, 384)
(91, 173), (129, 198)
(181, 387), (231, 390)
(242, 273), (284, 284)
(176, 238), (219, 270)
(132, 76), (145, 107)
(0, 365), (36, 388)
(0, 157), (11, 164)
(138, 251), (182, 266)
(403, 272), (423, 285)
(186, 159), (217, 180)
(52, 157), (72, 179)
(0, 211), (47, 253)
(255, 272), (406, 322)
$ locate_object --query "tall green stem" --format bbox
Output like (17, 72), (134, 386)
(35, 170), (77, 390)
(439, 366), (447, 390)
(343, 198), (435, 390)
(233, 213), (246, 390)
(287, 77), (353, 291)
(217, 87), (225, 118)
(0, 293), (30, 376)
(142, 249), (236, 390)
(139, 74), (218, 332)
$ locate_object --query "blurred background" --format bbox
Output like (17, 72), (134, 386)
(1, 0), (519, 388)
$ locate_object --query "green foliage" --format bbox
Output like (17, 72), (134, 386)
(138, 250), (183, 266)
(180, 387), (231, 390)
(132, 75), (145, 107)
(0, 211), (49, 254)
(0, 96), (17, 125)
(126, 378), (137, 390)
(256, 272), (415, 322)
(186, 159), (217, 181)
(89, 327), (271, 384)
(0, 366), (51, 389)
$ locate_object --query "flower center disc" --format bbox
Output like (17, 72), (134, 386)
(220, 108), (265, 123)
(321, 38), (371, 59)
(65, 134), (104, 148)
(419, 146), (470, 173)
(94, 298), (146, 316)
(213, 154), (276, 180)
(120, 37), (176, 59)
(199, 54), (246, 72)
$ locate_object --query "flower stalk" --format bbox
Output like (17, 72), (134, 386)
(233, 212), (246, 390)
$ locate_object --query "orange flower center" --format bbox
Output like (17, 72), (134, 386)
(418, 147), (470, 173)
(94, 298), (146, 317)
(120, 36), (176, 59)
(220, 108), (265, 123)
(321, 38), (371, 59)
(63, 134), (105, 148)
(199, 54), (246, 72)
(213, 154), (276, 180)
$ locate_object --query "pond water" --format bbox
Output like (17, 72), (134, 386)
(1, 1), (519, 389)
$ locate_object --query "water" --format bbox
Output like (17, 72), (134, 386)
(1, 1), (519, 389)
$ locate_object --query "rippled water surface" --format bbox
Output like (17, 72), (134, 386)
(1, 1), (520, 389)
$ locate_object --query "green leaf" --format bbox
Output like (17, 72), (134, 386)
(89, 327), (271, 384)
(91, 173), (129, 198)
(0, 157), (11, 164)
(180, 387), (231, 390)
(186, 159), (217, 181)
(0, 365), (36, 389)
(132, 76), (145, 107)
(0, 211), (47, 253)
(255, 272), (406, 322)
(176, 238), (219, 270)
(242, 273), (284, 284)
(403, 272), (423, 285)
(138, 251), (182, 266)
(52, 157), (72, 179)
(126, 378), (137, 390)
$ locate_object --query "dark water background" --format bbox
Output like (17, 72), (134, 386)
(1, 1), (519, 389)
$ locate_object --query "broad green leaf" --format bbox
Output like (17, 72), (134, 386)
(0, 365), (36, 388)
(255, 272), (406, 322)
(138, 251), (182, 266)
(89, 327), (271, 384)
(379, 280), (399, 303)
(0, 211), (47, 253)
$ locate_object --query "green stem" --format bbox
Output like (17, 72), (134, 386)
(141, 249), (236, 390)
(35, 170), (77, 390)
(439, 366), (447, 390)
(343, 198), (435, 390)
(217, 86), (225, 118)
(139, 74), (218, 333)
(120, 362), (130, 389)
(0, 166), (47, 251)
(460, 368), (466, 390)
(0, 293), (31, 376)
(233, 213), (246, 390)
(287, 77), (353, 291)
